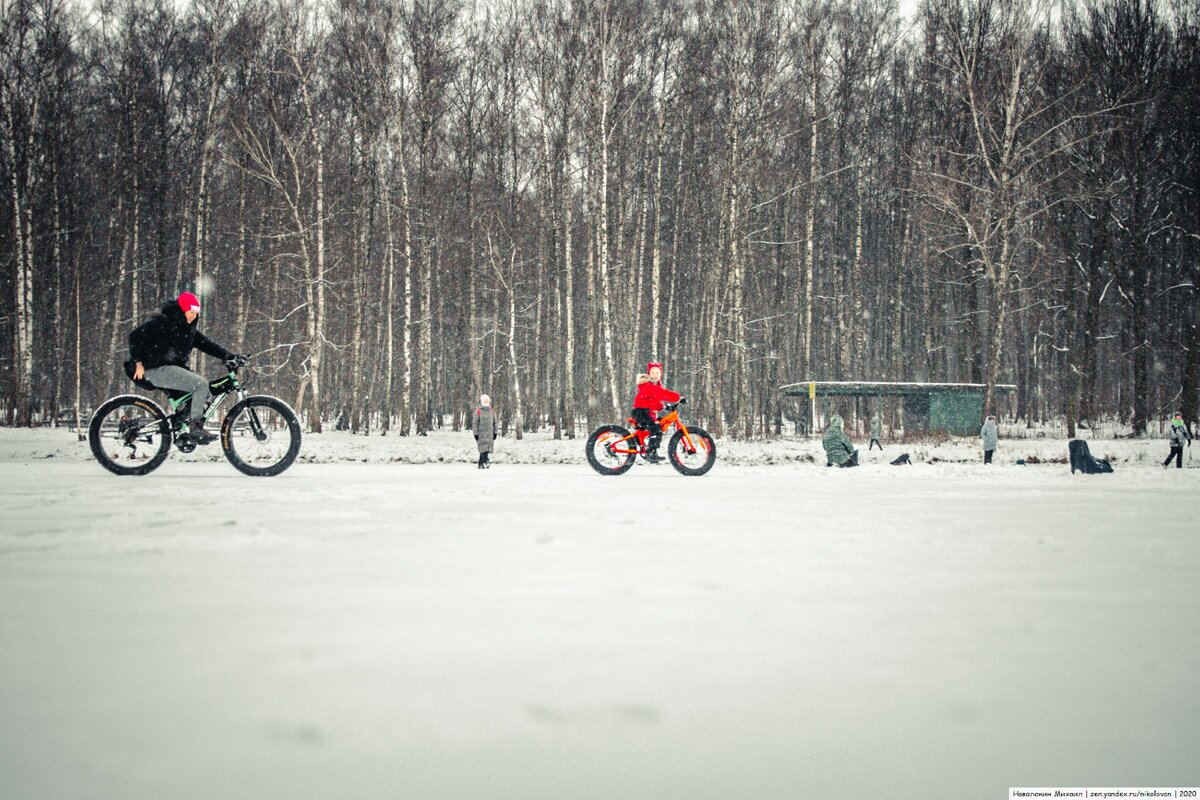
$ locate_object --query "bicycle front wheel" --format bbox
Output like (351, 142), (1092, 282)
(88, 394), (172, 476)
(585, 424), (637, 476)
(668, 427), (717, 476)
(220, 396), (302, 477)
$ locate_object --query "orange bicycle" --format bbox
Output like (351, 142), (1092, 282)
(585, 401), (717, 476)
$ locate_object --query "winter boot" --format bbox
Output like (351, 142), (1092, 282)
(643, 431), (663, 463)
(188, 418), (218, 446)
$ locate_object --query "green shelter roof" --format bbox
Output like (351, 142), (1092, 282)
(779, 381), (1017, 397)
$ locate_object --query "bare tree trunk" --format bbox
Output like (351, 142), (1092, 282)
(51, 166), (64, 418)
(193, 75), (220, 292)
(289, 47), (326, 433)
(891, 211), (910, 377)
(107, 212), (130, 395)
(130, 161), (140, 333)
(650, 101), (667, 358)
(3, 84), (36, 422)
(399, 119), (414, 435)
(561, 127), (575, 438)
(235, 166), (249, 347)
(417, 236), (433, 434)
(506, 252), (523, 440)
(74, 255), (83, 439)
(598, 113), (620, 416)
(662, 126), (686, 366)
(595, 8), (620, 419)
(350, 196), (368, 433)
(803, 48), (819, 381)
(383, 150), (397, 434)
(487, 233), (523, 438)
(850, 163), (866, 372)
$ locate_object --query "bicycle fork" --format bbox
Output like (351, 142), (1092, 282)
(236, 390), (269, 441)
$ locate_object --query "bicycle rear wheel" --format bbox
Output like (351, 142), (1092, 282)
(88, 395), (172, 476)
(668, 427), (717, 476)
(220, 395), (302, 476)
(585, 424), (637, 476)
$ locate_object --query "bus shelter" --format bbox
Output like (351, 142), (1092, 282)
(779, 381), (1016, 437)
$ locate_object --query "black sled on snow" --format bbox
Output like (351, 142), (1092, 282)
(1069, 440), (1113, 475)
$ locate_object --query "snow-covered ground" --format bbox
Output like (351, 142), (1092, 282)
(1, 428), (1197, 800)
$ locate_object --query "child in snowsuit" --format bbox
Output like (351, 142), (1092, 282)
(472, 394), (498, 468)
(822, 414), (859, 467)
(1163, 412), (1192, 469)
(632, 361), (681, 464)
(869, 413), (883, 451)
(980, 415), (998, 464)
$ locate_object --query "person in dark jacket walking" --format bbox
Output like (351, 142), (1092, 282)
(980, 415), (999, 464)
(1163, 412), (1192, 469)
(127, 292), (239, 443)
(472, 394), (498, 468)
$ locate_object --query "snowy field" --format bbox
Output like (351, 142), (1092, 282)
(1, 428), (1198, 800)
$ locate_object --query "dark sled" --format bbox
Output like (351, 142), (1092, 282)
(1069, 440), (1113, 475)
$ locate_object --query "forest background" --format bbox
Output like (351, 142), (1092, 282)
(1, 0), (1197, 439)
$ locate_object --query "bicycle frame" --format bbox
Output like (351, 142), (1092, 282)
(611, 407), (701, 455)
(166, 371), (247, 426)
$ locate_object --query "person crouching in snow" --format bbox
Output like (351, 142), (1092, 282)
(822, 414), (859, 468)
(472, 394), (498, 469)
(980, 415), (998, 464)
(1163, 411), (1192, 469)
(631, 361), (681, 464)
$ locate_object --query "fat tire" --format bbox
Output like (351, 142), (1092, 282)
(88, 394), (172, 476)
(585, 424), (637, 476)
(668, 427), (717, 476)
(220, 395), (302, 477)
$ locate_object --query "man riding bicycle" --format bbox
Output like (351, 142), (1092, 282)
(126, 291), (243, 444)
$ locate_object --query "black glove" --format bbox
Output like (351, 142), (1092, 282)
(473, 434), (478, 441)
(225, 354), (249, 369)
(678, 397), (687, 405)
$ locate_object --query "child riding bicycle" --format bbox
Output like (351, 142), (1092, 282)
(631, 361), (681, 464)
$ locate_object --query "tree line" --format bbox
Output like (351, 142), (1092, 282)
(2, 0), (1197, 438)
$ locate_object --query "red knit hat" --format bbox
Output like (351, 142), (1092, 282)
(647, 361), (663, 373)
(178, 292), (201, 313)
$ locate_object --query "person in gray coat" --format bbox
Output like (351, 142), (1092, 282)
(822, 414), (859, 468)
(472, 394), (498, 469)
(869, 412), (883, 451)
(980, 415), (998, 464)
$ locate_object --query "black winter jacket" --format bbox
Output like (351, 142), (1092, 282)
(128, 302), (233, 370)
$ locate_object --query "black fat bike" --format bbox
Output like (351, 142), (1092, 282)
(88, 358), (302, 477)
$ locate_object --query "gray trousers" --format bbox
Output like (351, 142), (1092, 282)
(143, 365), (211, 423)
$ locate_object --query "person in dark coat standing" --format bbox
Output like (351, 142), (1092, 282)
(980, 415), (999, 464)
(127, 291), (239, 443)
(1163, 412), (1192, 469)
(472, 394), (498, 468)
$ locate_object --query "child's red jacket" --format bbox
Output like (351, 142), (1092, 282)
(633, 375), (681, 412)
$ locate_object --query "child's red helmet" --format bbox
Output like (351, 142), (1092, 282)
(647, 361), (663, 373)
